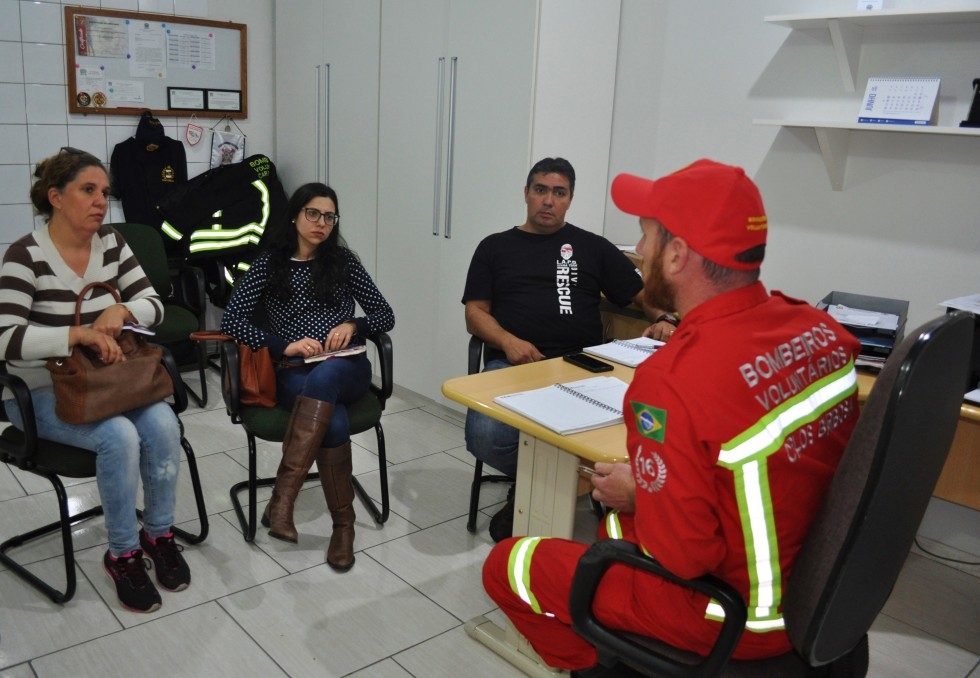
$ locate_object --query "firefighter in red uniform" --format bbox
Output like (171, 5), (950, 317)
(482, 159), (862, 676)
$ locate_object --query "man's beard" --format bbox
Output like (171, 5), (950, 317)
(643, 246), (677, 314)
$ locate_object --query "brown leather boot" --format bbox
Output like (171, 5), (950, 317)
(265, 396), (334, 543)
(317, 441), (356, 571)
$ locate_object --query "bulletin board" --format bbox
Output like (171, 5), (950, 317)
(64, 6), (248, 119)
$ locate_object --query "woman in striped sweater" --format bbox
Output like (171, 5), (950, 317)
(0, 148), (190, 613)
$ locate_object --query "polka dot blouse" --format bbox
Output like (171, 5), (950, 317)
(220, 249), (395, 359)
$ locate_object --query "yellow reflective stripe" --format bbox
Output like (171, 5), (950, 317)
(189, 234), (262, 254)
(187, 180), (271, 253)
(737, 458), (779, 618)
(507, 536), (544, 614)
(160, 221), (183, 241)
(705, 602), (785, 632)
(223, 266), (234, 285)
(604, 511), (623, 540)
(718, 363), (857, 467)
(709, 361), (856, 634)
(189, 224), (265, 242)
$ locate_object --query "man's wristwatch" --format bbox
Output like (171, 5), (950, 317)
(655, 313), (679, 327)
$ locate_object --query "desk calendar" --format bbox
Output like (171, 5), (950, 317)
(858, 77), (940, 125)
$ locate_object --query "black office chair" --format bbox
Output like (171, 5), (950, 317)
(112, 223), (210, 407)
(214, 332), (393, 541)
(465, 335), (513, 533)
(568, 311), (974, 677)
(0, 348), (209, 604)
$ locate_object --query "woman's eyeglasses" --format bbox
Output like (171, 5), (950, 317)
(303, 208), (340, 226)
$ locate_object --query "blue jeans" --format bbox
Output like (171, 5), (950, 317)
(276, 353), (372, 447)
(4, 388), (181, 557)
(464, 358), (519, 478)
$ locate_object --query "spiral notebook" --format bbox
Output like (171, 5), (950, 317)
(493, 376), (628, 435)
(584, 337), (664, 368)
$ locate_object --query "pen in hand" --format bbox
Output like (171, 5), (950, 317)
(579, 465), (607, 477)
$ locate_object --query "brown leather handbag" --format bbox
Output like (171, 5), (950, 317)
(191, 330), (278, 408)
(46, 282), (174, 424)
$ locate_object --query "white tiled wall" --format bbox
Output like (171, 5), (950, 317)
(0, 0), (232, 247)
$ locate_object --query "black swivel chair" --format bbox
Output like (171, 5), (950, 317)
(214, 332), (393, 541)
(465, 336), (513, 533)
(112, 223), (210, 407)
(568, 311), (974, 677)
(0, 348), (209, 604)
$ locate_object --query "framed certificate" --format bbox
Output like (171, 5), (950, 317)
(167, 87), (206, 111)
(207, 89), (242, 112)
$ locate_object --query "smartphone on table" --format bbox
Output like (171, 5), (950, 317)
(563, 352), (613, 373)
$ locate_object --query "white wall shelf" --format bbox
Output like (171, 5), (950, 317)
(760, 8), (980, 190)
(754, 118), (980, 190)
(764, 9), (980, 92)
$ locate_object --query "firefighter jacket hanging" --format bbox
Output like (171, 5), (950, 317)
(111, 110), (187, 230)
(155, 154), (287, 306)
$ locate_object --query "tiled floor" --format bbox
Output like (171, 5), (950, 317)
(1, 368), (978, 677)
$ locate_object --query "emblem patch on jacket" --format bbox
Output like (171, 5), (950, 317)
(630, 401), (666, 443)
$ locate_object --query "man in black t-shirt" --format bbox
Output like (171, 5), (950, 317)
(461, 157), (677, 541)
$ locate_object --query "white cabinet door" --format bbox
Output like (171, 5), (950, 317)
(376, 0), (451, 400)
(275, 2), (380, 275)
(274, 0), (324, 193)
(377, 0), (537, 403)
(321, 1), (381, 275)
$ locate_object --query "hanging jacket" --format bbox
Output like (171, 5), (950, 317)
(155, 154), (287, 306)
(111, 110), (187, 230)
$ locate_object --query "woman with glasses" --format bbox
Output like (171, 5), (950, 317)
(0, 148), (190, 612)
(220, 183), (394, 571)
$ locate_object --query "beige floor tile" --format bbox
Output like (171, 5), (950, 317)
(358, 452), (482, 530)
(0, 460), (24, 502)
(869, 614), (979, 677)
(353, 408), (464, 463)
(394, 625), (528, 677)
(29, 602), (287, 678)
(882, 552), (980, 654)
(365, 515), (499, 621)
(0, 558), (121, 667)
(347, 658), (414, 677)
(220, 557), (458, 677)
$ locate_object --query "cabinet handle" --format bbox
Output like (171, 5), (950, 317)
(432, 57), (446, 237)
(324, 63), (331, 185)
(444, 56), (458, 239)
(314, 65), (321, 183)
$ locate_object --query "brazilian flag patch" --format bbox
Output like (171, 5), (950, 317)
(630, 401), (666, 442)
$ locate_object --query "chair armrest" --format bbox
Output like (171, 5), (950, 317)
(0, 366), (39, 464)
(468, 335), (484, 375)
(569, 539), (747, 677)
(155, 344), (188, 415)
(365, 331), (393, 404)
(215, 337), (242, 419)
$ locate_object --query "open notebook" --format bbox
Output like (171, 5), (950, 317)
(584, 337), (664, 368)
(493, 375), (628, 435)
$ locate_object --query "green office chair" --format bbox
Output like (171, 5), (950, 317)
(0, 348), (209, 604)
(213, 332), (393, 541)
(568, 312), (974, 677)
(111, 223), (210, 407)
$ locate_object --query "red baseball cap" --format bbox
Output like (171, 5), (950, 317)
(611, 159), (767, 270)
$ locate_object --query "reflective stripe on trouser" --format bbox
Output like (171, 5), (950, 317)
(482, 530), (775, 670)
